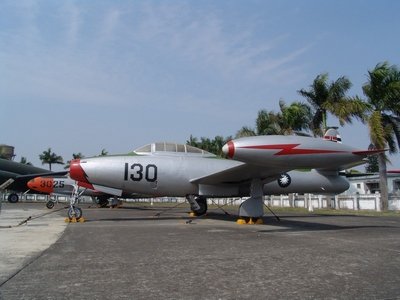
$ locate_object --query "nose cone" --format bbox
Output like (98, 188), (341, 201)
(27, 177), (54, 193)
(222, 141), (235, 158)
(70, 159), (90, 184)
(27, 178), (37, 190)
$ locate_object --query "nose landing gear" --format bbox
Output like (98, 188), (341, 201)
(65, 184), (86, 223)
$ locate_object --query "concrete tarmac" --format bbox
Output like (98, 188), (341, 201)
(0, 203), (67, 286)
(1, 202), (400, 299)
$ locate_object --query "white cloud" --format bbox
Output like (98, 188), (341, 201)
(129, 3), (309, 83)
(0, 1), (311, 111)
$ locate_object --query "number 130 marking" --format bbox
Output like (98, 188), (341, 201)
(124, 163), (157, 182)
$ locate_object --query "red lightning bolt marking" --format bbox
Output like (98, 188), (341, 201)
(240, 144), (346, 155)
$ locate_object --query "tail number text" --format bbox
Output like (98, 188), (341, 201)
(124, 163), (157, 182)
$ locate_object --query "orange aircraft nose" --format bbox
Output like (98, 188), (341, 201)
(27, 177), (54, 194)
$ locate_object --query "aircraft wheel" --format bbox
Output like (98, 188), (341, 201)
(46, 201), (55, 209)
(68, 206), (83, 220)
(194, 196), (208, 215)
(7, 193), (19, 203)
(98, 197), (109, 208)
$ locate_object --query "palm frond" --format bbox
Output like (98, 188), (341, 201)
(368, 111), (386, 149)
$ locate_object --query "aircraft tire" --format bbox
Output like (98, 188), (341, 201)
(194, 196), (208, 215)
(98, 198), (109, 208)
(96, 197), (108, 208)
(7, 193), (19, 203)
(46, 201), (55, 209)
(68, 206), (83, 219)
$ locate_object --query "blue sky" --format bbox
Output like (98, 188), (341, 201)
(1, 0), (399, 170)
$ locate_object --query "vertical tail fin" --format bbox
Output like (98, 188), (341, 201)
(323, 128), (342, 143)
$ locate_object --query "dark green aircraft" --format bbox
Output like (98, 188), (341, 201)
(0, 158), (67, 203)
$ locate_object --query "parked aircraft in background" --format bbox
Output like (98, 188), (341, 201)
(69, 129), (383, 222)
(27, 176), (110, 209)
(0, 158), (67, 203)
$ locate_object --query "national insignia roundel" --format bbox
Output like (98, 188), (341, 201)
(277, 173), (291, 188)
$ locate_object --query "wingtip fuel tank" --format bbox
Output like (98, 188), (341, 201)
(222, 135), (384, 170)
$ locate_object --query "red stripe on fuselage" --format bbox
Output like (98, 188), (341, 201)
(240, 144), (346, 155)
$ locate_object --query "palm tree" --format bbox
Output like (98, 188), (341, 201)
(236, 110), (282, 138)
(365, 144), (379, 173)
(64, 153), (85, 169)
(19, 157), (32, 165)
(279, 100), (312, 135)
(39, 148), (64, 171)
(362, 62), (400, 210)
(100, 149), (108, 156)
(256, 109), (283, 135)
(298, 73), (366, 136)
(236, 102), (312, 138)
(187, 135), (231, 157)
(187, 135), (199, 148)
(235, 126), (256, 138)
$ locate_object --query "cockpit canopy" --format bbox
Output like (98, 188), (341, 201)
(133, 142), (216, 157)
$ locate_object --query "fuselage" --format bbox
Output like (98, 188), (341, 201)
(72, 155), (244, 197)
(70, 153), (349, 198)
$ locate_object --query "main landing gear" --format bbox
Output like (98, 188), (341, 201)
(237, 179), (265, 225)
(7, 193), (19, 203)
(186, 195), (208, 216)
(46, 200), (55, 209)
(96, 196), (109, 208)
(186, 183), (270, 224)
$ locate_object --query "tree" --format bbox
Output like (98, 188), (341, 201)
(255, 109), (283, 135)
(187, 135), (232, 157)
(187, 135), (199, 148)
(236, 102), (312, 138)
(235, 126), (256, 138)
(39, 148), (64, 171)
(362, 62), (400, 210)
(19, 157), (32, 165)
(100, 149), (108, 156)
(279, 100), (312, 134)
(64, 153), (85, 169)
(298, 73), (366, 136)
(364, 144), (379, 173)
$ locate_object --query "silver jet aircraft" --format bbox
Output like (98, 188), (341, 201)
(68, 130), (383, 222)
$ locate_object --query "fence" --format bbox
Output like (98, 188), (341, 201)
(2, 192), (400, 212)
(0, 193), (93, 204)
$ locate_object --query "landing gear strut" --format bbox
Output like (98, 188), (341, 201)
(237, 178), (264, 225)
(68, 206), (82, 219)
(186, 195), (208, 216)
(96, 196), (109, 208)
(66, 184), (86, 222)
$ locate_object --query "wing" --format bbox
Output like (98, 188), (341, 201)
(190, 163), (289, 185)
